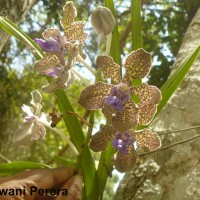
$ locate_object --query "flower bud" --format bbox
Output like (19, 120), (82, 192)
(91, 6), (116, 36)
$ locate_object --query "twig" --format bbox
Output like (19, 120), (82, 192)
(157, 125), (200, 135)
(139, 134), (200, 156)
(0, 153), (11, 163)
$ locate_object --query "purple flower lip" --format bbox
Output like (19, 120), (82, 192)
(34, 38), (61, 52)
(112, 132), (135, 154)
(24, 116), (34, 122)
(104, 95), (124, 112)
(44, 67), (62, 77)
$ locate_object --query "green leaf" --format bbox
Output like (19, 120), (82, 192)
(131, 0), (142, 50)
(157, 45), (200, 116)
(0, 17), (44, 60)
(0, 162), (50, 177)
(104, 0), (121, 66)
(0, 18), (99, 199)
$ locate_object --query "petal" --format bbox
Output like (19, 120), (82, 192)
(134, 129), (161, 150)
(131, 83), (162, 106)
(90, 125), (116, 152)
(138, 104), (157, 125)
(123, 48), (151, 85)
(78, 82), (113, 110)
(31, 90), (42, 105)
(21, 104), (34, 116)
(34, 38), (61, 52)
(31, 122), (46, 141)
(60, 1), (77, 29)
(34, 53), (62, 74)
(112, 145), (137, 173)
(64, 21), (88, 44)
(13, 122), (34, 145)
(42, 28), (63, 42)
(102, 103), (116, 123)
(42, 77), (66, 93)
(112, 100), (138, 132)
(96, 56), (121, 84)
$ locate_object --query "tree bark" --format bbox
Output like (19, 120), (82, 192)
(114, 6), (200, 200)
(0, 0), (37, 53)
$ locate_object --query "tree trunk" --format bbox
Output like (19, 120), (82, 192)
(114, 6), (200, 200)
(0, 0), (37, 53)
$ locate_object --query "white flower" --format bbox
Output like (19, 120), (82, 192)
(13, 90), (49, 145)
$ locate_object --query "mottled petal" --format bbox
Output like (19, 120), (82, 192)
(134, 129), (161, 150)
(102, 103), (116, 123)
(42, 77), (66, 93)
(60, 1), (77, 29)
(34, 53), (62, 74)
(104, 96), (124, 112)
(34, 38), (61, 52)
(42, 28), (61, 40)
(31, 122), (46, 141)
(64, 21), (88, 44)
(138, 104), (157, 125)
(78, 82), (113, 110)
(90, 125), (116, 152)
(31, 90), (42, 105)
(112, 145), (137, 173)
(96, 56), (121, 84)
(123, 48), (151, 85)
(131, 83), (161, 106)
(112, 100), (138, 132)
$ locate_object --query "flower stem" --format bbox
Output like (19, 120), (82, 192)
(76, 54), (97, 76)
(71, 67), (89, 86)
(104, 33), (112, 56)
(75, 111), (94, 171)
(38, 120), (79, 156)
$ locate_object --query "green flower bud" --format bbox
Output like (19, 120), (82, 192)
(91, 6), (116, 36)
(31, 90), (42, 105)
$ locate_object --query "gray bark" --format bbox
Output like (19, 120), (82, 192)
(114, 6), (200, 200)
(0, 0), (37, 53)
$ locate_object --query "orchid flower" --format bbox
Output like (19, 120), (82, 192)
(13, 90), (48, 144)
(34, 1), (88, 93)
(79, 48), (162, 132)
(89, 125), (161, 172)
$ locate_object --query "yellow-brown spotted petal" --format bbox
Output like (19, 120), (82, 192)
(132, 83), (161, 106)
(123, 48), (151, 85)
(64, 22), (88, 44)
(112, 100), (138, 132)
(135, 129), (161, 150)
(42, 28), (62, 40)
(34, 53), (62, 74)
(96, 56), (121, 84)
(42, 78), (66, 93)
(90, 125), (116, 152)
(138, 104), (157, 125)
(78, 82), (113, 110)
(102, 103), (116, 123)
(112, 145), (137, 173)
(60, 1), (77, 29)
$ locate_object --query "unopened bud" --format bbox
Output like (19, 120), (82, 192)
(91, 6), (116, 36)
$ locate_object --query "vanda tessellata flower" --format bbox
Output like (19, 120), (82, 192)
(34, 1), (88, 93)
(13, 90), (48, 145)
(89, 125), (161, 172)
(78, 48), (162, 132)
